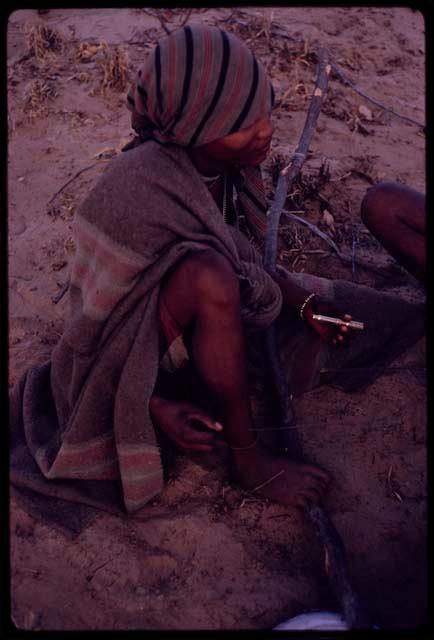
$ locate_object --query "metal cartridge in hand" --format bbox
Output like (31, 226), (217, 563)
(312, 314), (364, 330)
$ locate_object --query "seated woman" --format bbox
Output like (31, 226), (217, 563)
(361, 182), (425, 284)
(10, 25), (425, 526)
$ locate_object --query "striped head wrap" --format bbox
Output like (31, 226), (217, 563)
(127, 24), (274, 147)
(126, 24), (275, 240)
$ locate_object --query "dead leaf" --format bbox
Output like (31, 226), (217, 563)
(358, 104), (373, 121)
(322, 209), (335, 227)
(76, 42), (102, 62)
(93, 147), (117, 159)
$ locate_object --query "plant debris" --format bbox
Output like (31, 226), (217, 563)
(24, 22), (63, 61)
(23, 79), (57, 118)
(75, 41), (103, 63)
(98, 42), (129, 93)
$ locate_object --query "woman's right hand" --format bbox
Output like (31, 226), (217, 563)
(149, 395), (223, 452)
(303, 297), (353, 346)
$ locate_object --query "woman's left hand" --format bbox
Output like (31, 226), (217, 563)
(303, 297), (353, 346)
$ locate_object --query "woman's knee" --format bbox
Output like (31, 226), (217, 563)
(183, 249), (240, 309)
(360, 182), (399, 229)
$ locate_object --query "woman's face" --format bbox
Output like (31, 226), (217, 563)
(190, 116), (274, 175)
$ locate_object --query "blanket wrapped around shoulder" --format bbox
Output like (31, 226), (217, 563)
(10, 141), (425, 535)
(10, 141), (283, 527)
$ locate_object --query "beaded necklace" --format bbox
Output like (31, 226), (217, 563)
(222, 173), (228, 223)
(199, 171), (231, 224)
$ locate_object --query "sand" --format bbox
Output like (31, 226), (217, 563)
(8, 7), (426, 630)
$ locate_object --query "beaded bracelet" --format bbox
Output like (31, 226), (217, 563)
(300, 292), (316, 320)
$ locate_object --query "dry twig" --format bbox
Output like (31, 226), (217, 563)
(46, 161), (106, 208)
(142, 8), (192, 34)
(52, 277), (70, 304)
(280, 208), (410, 280)
(251, 469), (285, 494)
(330, 63), (425, 130)
(141, 8), (171, 34)
(99, 42), (129, 92)
(23, 79), (57, 119)
(281, 209), (341, 255)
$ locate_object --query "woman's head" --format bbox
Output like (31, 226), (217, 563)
(127, 24), (274, 151)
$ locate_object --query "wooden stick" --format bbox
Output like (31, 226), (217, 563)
(264, 48), (332, 271)
(52, 276), (70, 304)
(263, 47), (333, 448)
(263, 48), (369, 628)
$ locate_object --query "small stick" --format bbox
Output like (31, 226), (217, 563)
(263, 47), (333, 444)
(329, 171), (352, 183)
(330, 63), (425, 130)
(52, 276), (70, 304)
(251, 469), (285, 494)
(264, 49), (332, 272)
(280, 209), (341, 255)
(280, 209), (411, 280)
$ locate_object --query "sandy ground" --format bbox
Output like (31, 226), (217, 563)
(8, 7), (426, 631)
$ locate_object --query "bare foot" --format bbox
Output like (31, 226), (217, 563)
(231, 443), (330, 509)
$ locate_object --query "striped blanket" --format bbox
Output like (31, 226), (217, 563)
(10, 140), (425, 534)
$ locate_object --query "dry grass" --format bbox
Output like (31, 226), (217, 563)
(141, 8), (193, 34)
(75, 41), (103, 63)
(98, 42), (129, 93)
(73, 39), (129, 94)
(273, 41), (319, 113)
(23, 79), (57, 119)
(221, 18), (320, 115)
(243, 11), (274, 47)
(24, 21), (63, 62)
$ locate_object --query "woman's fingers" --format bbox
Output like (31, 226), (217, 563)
(188, 412), (223, 432)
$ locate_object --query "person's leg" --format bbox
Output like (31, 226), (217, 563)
(361, 181), (426, 283)
(155, 248), (330, 508)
